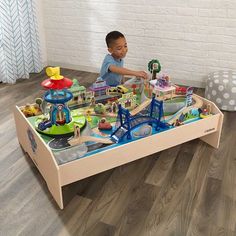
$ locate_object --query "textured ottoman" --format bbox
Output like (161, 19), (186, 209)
(205, 71), (236, 111)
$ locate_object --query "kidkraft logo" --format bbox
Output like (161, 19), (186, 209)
(204, 128), (215, 133)
(27, 129), (37, 153)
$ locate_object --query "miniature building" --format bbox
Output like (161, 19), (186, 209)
(156, 75), (170, 88)
(69, 79), (86, 94)
(150, 77), (176, 100)
(118, 92), (137, 109)
(69, 79), (93, 106)
(69, 79), (86, 104)
(89, 77), (110, 97)
(77, 91), (93, 105)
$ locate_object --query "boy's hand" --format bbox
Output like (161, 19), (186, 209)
(135, 71), (148, 80)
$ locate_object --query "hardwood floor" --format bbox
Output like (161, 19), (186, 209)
(0, 69), (235, 236)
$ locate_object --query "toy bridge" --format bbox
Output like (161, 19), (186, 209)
(111, 97), (168, 143)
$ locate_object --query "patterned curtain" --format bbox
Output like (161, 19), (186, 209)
(0, 0), (42, 83)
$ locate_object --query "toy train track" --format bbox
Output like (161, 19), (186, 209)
(68, 135), (114, 146)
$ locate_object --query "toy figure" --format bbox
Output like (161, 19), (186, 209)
(111, 102), (117, 113)
(74, 125), (80, 138)
(200, 104), (212, 118)
(174, 119), (183, 126)
(90, 96), (96, 107)
(85, 109), (92, 122)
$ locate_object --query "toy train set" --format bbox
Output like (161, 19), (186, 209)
(14, 60), (224, 209)
(21, 63), (212, 144)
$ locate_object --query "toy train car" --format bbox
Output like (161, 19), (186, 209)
(95, 94), (120, 104)
(175, 86), (187, 95)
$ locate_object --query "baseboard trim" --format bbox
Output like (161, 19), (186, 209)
(47, 61), (99, 74)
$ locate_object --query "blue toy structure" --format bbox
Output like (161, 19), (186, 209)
(111, 97), (168, 143)
(38, 89), (73, 131)
(186, 87), (194, 107)
(36, 67), (86, 138)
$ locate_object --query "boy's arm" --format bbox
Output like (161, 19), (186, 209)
(109, 65), (148, 80)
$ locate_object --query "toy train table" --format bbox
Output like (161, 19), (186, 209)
(13, 69), (223, 209)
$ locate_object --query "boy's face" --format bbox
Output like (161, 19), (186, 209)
(108, 37), (128, 60)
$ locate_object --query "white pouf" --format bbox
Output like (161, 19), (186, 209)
(205, 71), (236, 111)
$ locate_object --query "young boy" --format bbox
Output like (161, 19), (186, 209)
(100, 31), (148, 86)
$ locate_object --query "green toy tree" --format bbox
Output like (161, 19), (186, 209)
(148, 59), (161, 80)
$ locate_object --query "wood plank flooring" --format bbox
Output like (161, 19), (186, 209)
(0, 69), (235, 236)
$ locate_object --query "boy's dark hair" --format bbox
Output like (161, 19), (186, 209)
(105, 31), (124, 48)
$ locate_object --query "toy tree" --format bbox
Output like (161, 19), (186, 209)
(131, 84), (137, 94)
(148, 59), (161, 80)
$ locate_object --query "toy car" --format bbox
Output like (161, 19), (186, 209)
(21, 104), (41, 117)
(108, 87), (118, 93)
(116, 85), (128, 94)
(175, 86), (187, 95)
(98, 118), (112, 130)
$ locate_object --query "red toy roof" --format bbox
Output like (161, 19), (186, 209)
(41, 77), (73, 90)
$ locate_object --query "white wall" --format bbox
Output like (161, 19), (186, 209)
(41, 0), (236, 87)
